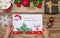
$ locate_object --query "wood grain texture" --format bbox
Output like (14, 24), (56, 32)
(0, 1), (60, 38)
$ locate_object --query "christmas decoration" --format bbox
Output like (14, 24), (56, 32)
(44, 0), (58, 14)
(14, 0), (22, 7)
(3, 3), (13, 12)
(30, 0), (33, 2)
(33, 1), (38, 7)
(49, 17), (55, 23)
(33, 0), (37, 3)
(16, 2), (21, 7)
(14, 0), (18, 4)
(47, 22), (53, 28)
(19, 0), (22, 3)
(14, 0), (43, 9)
(0, 15), (11, 26)
(14, 0), (22, 4)
(14, 14), (22, 20)
(28, 6), (35, 10)
(13, 14), (43, 34)
(37, 3), (42, 8)
(0, 0), (13, 12)
(33, 0), (38, 7)
(34, 25), (40, 31)
(38, 0), (43, 4)
(22, 0), (30, 7)
(47, 17), (55, 28)
(16, 23), (32, 32)
(33, 0), (43, 8)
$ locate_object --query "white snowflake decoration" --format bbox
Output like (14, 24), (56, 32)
(0, 15), (11, 26)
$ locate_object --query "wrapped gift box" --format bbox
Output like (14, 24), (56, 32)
(44, 0), (58, 14)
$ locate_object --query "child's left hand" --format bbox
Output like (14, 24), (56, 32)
(4, 25), (14, 38)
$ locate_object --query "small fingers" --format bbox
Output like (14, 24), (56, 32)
(10, 25), (14, 31)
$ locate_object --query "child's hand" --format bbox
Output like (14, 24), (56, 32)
(4, 25), (13, 38)
(5, 25), (13, 34)
(42, 28), (50, 38)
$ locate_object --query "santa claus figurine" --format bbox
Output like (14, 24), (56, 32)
(0, 0), (14, 12)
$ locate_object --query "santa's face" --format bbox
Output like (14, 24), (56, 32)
(0, 0), (14, 10)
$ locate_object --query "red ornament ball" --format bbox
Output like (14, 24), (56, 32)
(22, 0), (30, 7)
(37, 3), (42, 8)
(17, 2), (21, 7)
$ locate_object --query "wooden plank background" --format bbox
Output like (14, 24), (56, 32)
(0, 1), (60, 38)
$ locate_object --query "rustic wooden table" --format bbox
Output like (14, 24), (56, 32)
(0, 1), (60, 38)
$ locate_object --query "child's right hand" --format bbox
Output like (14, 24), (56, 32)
(42, 28), (50, 38)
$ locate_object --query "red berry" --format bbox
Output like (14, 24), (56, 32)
(37, 3), (42, 8)
(17, 2), (21, 7)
